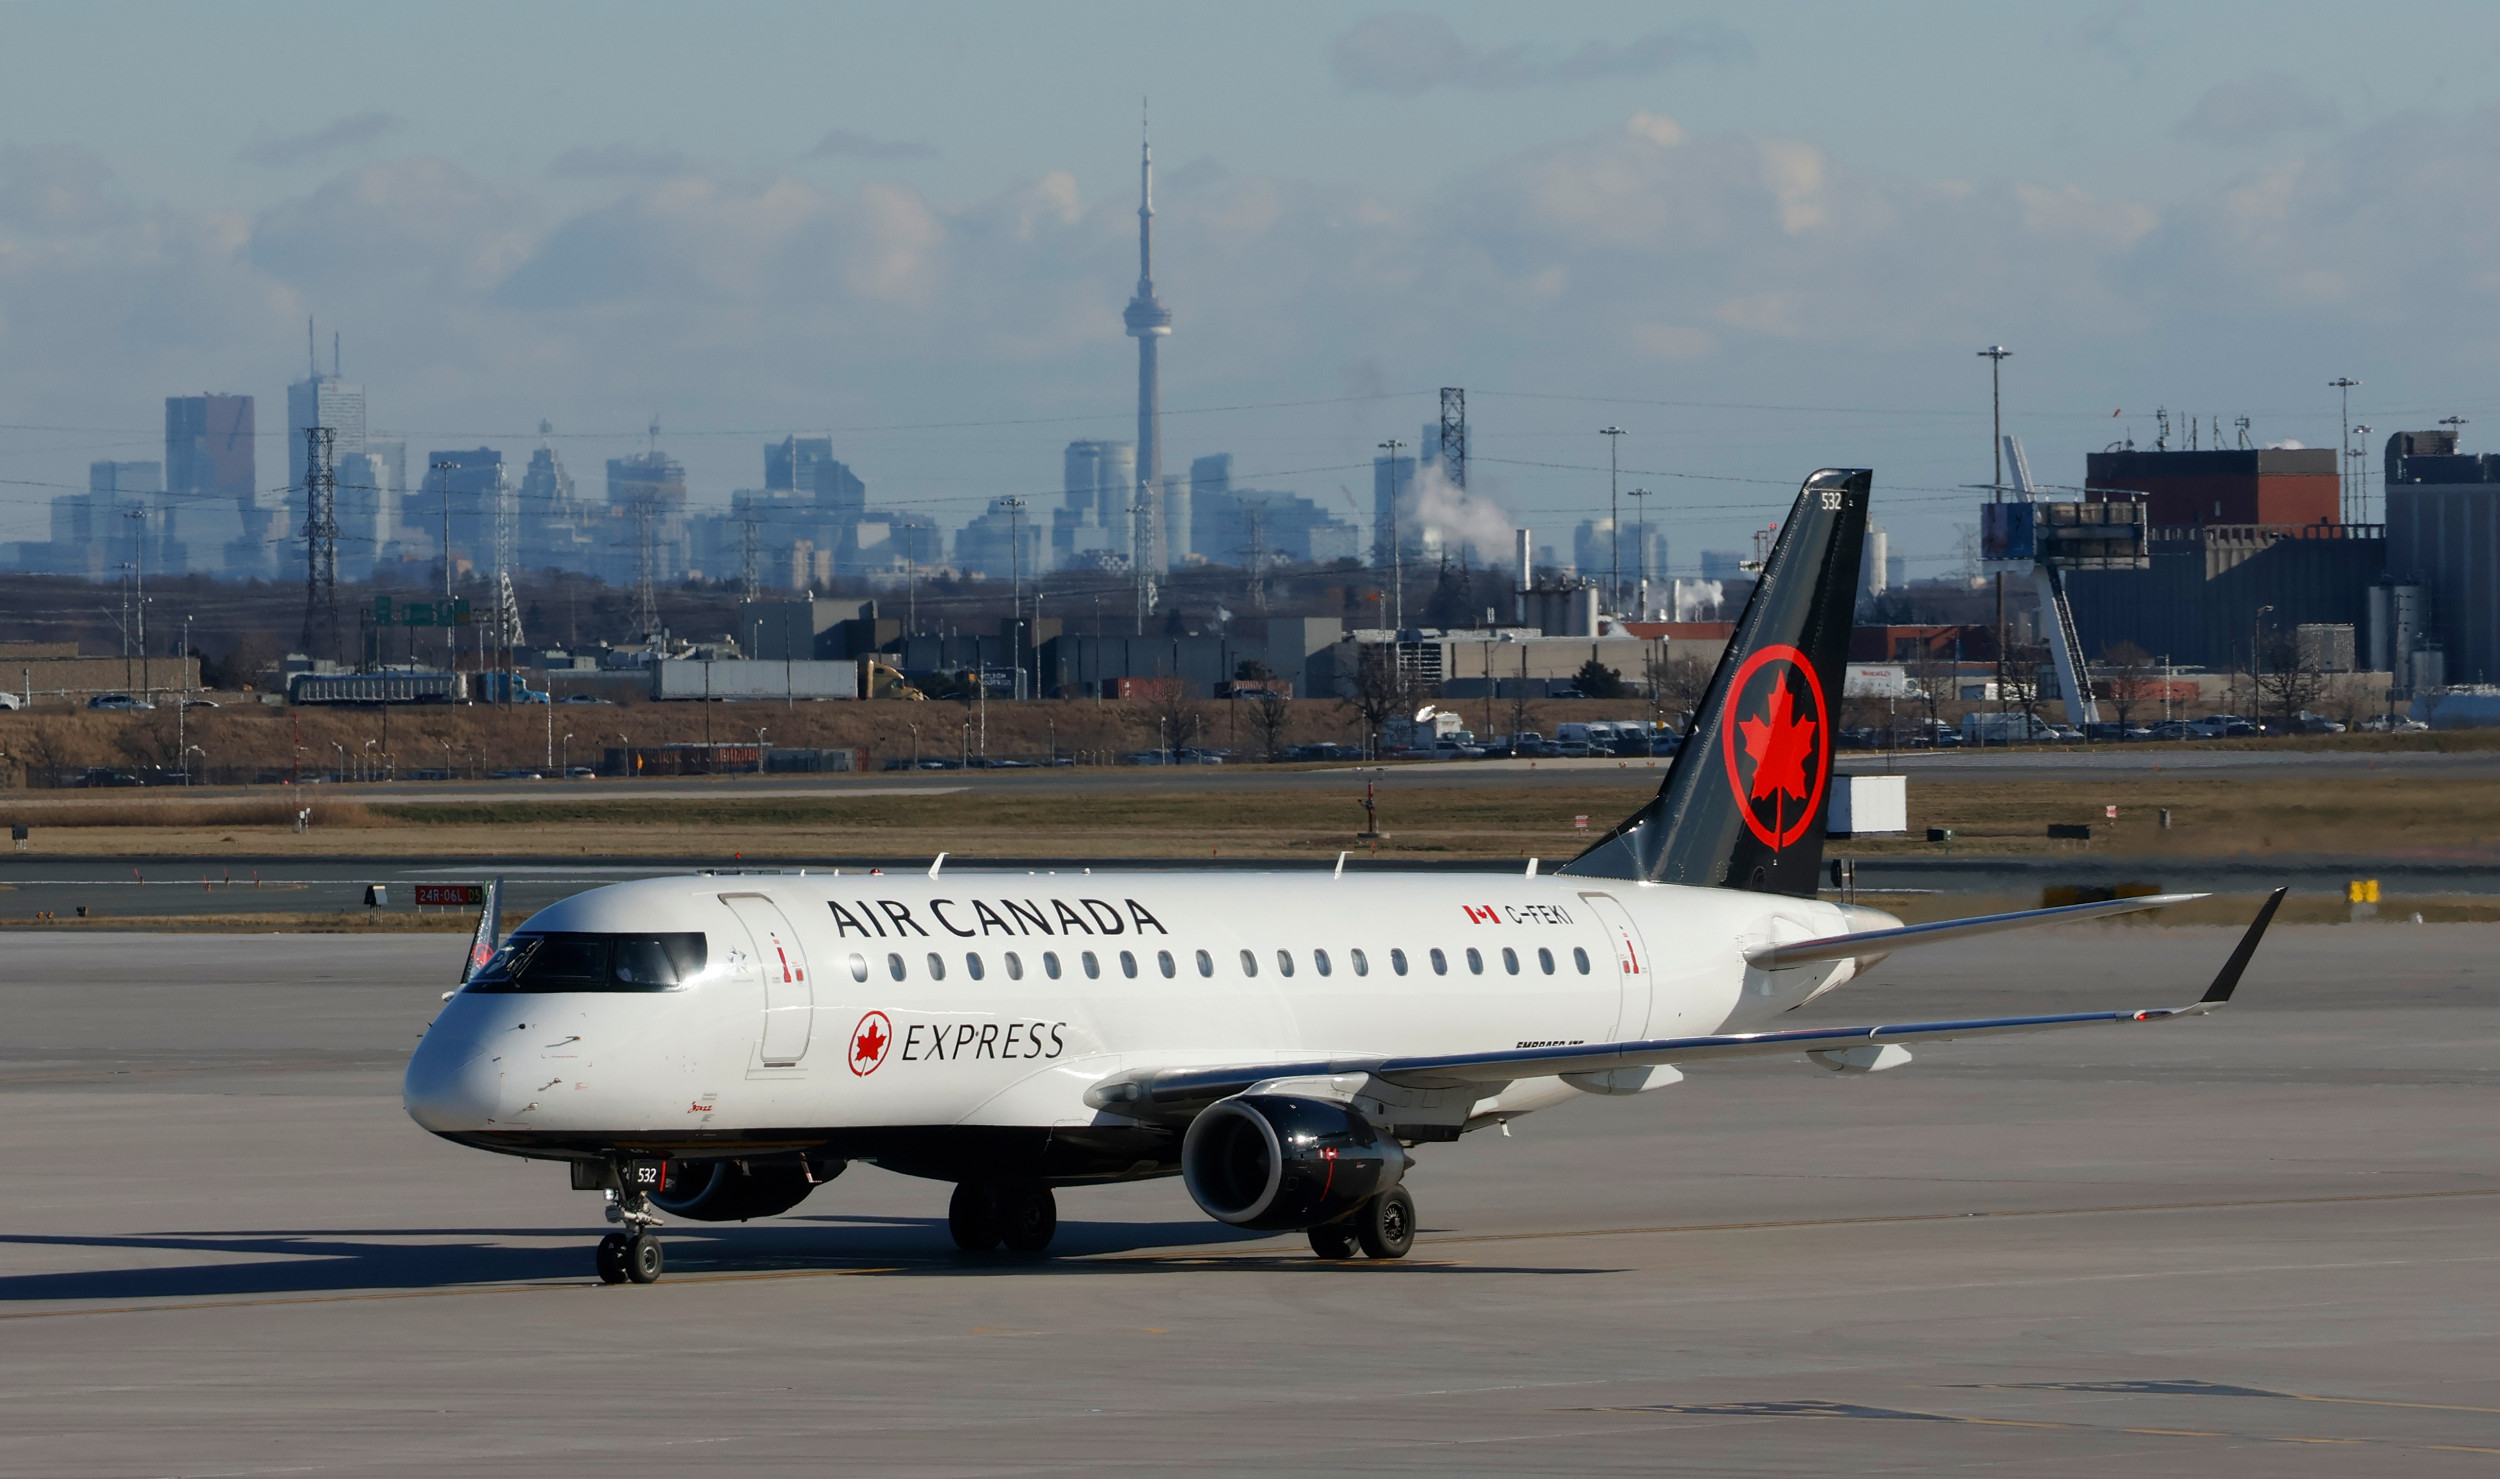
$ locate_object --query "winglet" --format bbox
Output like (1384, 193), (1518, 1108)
(929, 852), (948, 879)
(2199, 887), (2286, 1005)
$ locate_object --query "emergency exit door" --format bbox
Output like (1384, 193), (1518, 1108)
(722, 894), (813, 1066)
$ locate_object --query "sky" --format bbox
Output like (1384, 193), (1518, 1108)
(3, 0), (2500, 580)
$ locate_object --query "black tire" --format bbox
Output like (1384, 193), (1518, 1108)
(1307, 1221), (1360, 1260)
(948, 1182), (1000, 1252)
(997, 1188), (1058, 1254)
(1355, 1186), (1415, 1260)
(626, 1234), (664, 1284)
(595, 1232), (631, 1285)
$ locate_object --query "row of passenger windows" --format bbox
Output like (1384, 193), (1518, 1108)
(843, 944), (1596, 984)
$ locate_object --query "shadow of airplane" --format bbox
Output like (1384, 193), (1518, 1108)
(0, 1215), (1298, 1304)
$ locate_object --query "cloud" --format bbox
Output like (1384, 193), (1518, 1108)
(2172, 74), (2341, 147)
(1331, 13), (1749, 94)
(809, 130), (937, 161)
(549, 144), (696, 179)
(237, 112), (402, 168)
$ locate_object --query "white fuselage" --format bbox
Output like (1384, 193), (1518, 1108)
(403, 870), (1880, 1180)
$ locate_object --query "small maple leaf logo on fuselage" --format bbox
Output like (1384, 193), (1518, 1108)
(849, 1011), (894, 1076)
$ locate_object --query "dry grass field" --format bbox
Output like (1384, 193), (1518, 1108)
(0, 770), (2491, 865)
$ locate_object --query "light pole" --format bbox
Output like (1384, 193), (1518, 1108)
(754, 726), (769, 777)
(1378, 439), (1405, 633)
(1599, 426), (1626, 613)
(124, 508), (149, 699)
(908, 721), (920, 768)
(561, 732), (573, 774)
(2252, 603), (2275, 719)
(2329, 377), (2361, 523)
(1979, 346), (2013, 718)
(430, 460), (458, 670)
(1625, 487), (1654, 617)
(184, 744), (205, 786)
(2350, 425), (2374, 525)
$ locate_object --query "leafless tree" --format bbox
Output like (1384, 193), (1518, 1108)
(1247, 690), (1295, 761)
(2096, 640), (2159, 732)
(2001, 640), (2052, 737)
(1335, 646), (1418, 758)
(1905, 638), (1955, 744)
(1125, 679), (1206, 758)
(2250, 630), (2330, 730)
(1646, 649), (1714, 735)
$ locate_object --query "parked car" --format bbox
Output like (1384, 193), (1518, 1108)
(87, 693), (155, 711)
(558, 694), (613, 705)
(180, 697), (219, 710)
(563, 766), (598, 779)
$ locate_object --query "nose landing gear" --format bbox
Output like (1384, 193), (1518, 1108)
(596, 1230), (664, 1284)
(582, 1157), (669, 1284)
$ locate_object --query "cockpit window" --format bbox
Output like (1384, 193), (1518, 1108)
(466, 932), (707, 993)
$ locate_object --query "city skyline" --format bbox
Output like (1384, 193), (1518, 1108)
(2, 3), (2498, 578)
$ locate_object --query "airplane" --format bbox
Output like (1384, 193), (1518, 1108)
(404, 468), (2283, 1285)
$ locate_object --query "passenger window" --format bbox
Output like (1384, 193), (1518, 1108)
(1195, 949), (1214, 977)
(1120, 950), (1139, 979)
(1429, 948), (1447, 976)
(846, 953), (867, 983)
(1313, 948), (1332, 977)
(1276, 950), (1295, 978)
(966, 953), (985, 981)
(926, 953), (946, 981)
(1239, 949), (1259, 978)
(1351, 948), (1369, 976)
(887, 952), (906, 981)
(1501, 947), (1520, 975)
(1466, 947), (1484, 975)
(1082, 951), (1101, 980)
(1158, 950), (1176, 979)
(1044, 951), (1062, 980)
(1538, 947), (1556, 975)
(1391, 948), (1409, 976)
(1005, 951), (1024, 981)
(1573, 946), (1592, 974)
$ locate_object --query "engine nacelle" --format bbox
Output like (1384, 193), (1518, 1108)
(1181, 1094), (1408, 1232)
(649, 1158), (839, 1222)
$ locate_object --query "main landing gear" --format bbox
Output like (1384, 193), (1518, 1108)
(1306, 1187), (1415, 1262)
(949, 1183), (1058, 1253)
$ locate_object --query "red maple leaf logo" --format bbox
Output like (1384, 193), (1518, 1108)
(849, 1011), (892, 1075)
(1737, 677), (1819, 805)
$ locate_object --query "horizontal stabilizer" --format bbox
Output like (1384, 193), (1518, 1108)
(1742, 892), (2204, 971)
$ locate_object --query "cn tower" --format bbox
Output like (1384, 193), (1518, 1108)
(1121, 120), (1171, 577)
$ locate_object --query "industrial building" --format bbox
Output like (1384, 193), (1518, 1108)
(2061, 443), (2384, 672)
(2084, 446), (2341, 528)
(2384, 428), (2500, 686)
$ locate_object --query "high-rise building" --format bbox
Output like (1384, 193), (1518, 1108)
(413, 449), (505, 584)
(165, 393), (256, 577)
(766, 435), (834, 494)
(606, 450), (691, 586)
(517, 442), (599, 573)
(1122, 128), (1172, 581)
(1056, 440), (1134, 570)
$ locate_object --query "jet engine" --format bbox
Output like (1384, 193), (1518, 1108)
(1180, 1094), (1408, 1232)
(649, 1158), (839, 1222)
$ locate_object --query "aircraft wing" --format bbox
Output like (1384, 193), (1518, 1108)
(1088, 888), (2282, 1116)
(1744, 891), (2203, 970)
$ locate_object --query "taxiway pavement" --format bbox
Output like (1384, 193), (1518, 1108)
(1, 926), (2494, 1475)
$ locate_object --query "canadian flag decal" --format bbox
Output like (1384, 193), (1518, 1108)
(1463, 904), (1500, 924)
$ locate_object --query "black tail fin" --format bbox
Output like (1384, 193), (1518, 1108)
(1560, 469), (1870, 895)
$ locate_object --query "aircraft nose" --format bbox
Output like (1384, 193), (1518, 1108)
(403, 1027), (501, 1133)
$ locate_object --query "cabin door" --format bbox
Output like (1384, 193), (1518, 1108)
(722, 894), (814, 1066)
(1577, 892), (1653, 1042)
